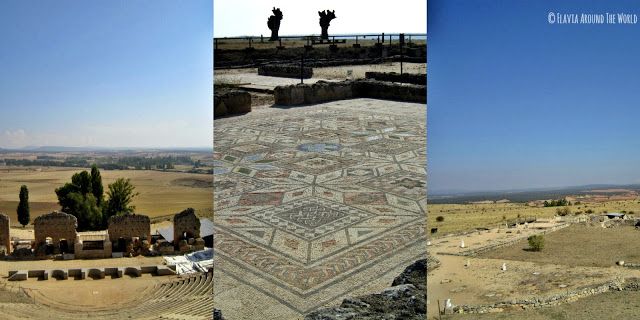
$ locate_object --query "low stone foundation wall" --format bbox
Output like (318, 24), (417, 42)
(452, 279), (627, 314)
(354, 80), (426, 103)
(274, 79), (425, 105)
(214, 90), (251, 117)
(365, 71), (426, 85)
(258, 64), (313, 79)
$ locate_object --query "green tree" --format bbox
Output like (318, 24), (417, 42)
(17, 185), (30, 227)
(68, 192), (102, 230)
(90, 165), (104, 206)
(527, 235), (545, 251)
(55, 170), (102, 231)
(104, 178), (139, 220)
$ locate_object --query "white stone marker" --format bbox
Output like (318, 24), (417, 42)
(460, 239), (465, 248)
(427, 240), (431, 246)
(445, 299), (453, 309)
(501, 263), (507, 271)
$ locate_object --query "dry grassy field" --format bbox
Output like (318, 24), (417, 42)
(0, 166), (212, 224)
(480, 224), (640, 267)
(429, 200), (640, 236)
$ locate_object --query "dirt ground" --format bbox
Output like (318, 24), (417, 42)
(214, 62), (426, 81)
(480, 224), (640, 268)
(427, 221), (640, 319)
(0, 254), (168, 310)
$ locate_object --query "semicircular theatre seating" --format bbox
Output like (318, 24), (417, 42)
(0, 271), (213, 320)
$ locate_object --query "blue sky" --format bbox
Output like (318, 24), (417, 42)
(0, 1), (212, 148)
(428, 0), (640, 193)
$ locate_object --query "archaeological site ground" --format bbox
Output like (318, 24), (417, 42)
(214, 23), (427, 319)
(428, 192), (640, 320)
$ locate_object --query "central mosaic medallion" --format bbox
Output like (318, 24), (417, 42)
(251, 198), (374, 240)
(275, 203), (348, 229)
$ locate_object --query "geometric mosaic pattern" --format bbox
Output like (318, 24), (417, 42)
(214, 98), (427, 316)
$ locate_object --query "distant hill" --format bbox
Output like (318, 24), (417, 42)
(428, 184), (640, 204)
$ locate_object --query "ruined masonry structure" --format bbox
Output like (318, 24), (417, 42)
(34, 211), (78, 253)
(108, 213), (151, 244)
(173, 209), (201, 251)
(0, 213), (10, 254)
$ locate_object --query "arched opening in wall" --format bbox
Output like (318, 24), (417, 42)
(59, 239), (69, 254)
(180, 231), (195, 241)
(45, 237), (54, 255)
(116, 237), (127, 252)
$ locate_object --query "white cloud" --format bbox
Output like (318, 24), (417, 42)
(1, 129), (29, 148)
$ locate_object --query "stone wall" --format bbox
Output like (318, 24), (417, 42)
(274, 79), (426, 106)
(108, 213), (151, 243)
(214, 90), (251, 117)
(452, 279), (625, 314)
(34, 211), (78, 252)
(173, 209), (201, 245)
(365, 72), (426, 85)
(0, 213), (10, 254)
(258, 64), (313, 79)
(353, 80), (426, 103)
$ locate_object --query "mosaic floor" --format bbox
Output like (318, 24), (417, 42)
(213, 98), (427, 319)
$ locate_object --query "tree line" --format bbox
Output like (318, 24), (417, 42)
(3, 155), (196, 171)
(17, 165), (138, 231)
(543, 199), (571, 207)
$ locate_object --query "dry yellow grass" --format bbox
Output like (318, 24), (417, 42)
(429, 199), (640, 236)
(0, 166), (212, 224)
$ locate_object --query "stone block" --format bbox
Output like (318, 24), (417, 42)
(88, 268), (105, 279)
(141, 265), (156, 274)
(219, 90), (251, 115)
(156, 265), (176, 276)
(274, 85), (305, 105)
(51, 269), (68, 280)
(124, 266), (142, 277)
(8, 270), (27, 281)
(68, 268), (85, 279)
(105, 267), (122, 278)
